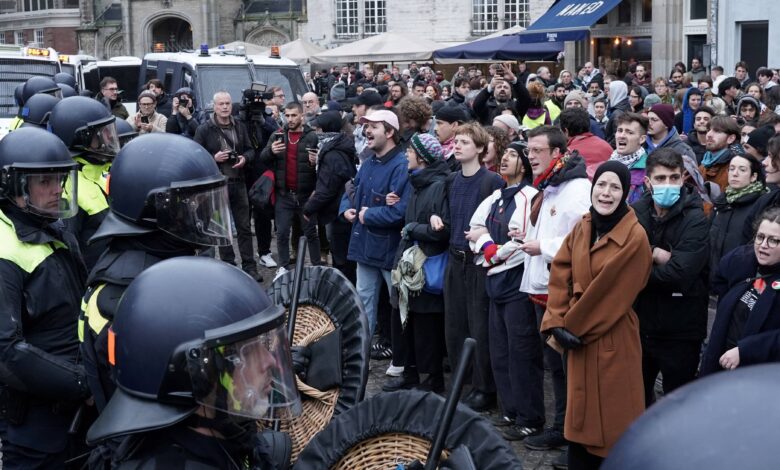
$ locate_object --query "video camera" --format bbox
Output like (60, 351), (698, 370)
(239, 82), (274, 122)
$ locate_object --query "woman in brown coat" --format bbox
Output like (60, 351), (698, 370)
(541, 160), (652, 469)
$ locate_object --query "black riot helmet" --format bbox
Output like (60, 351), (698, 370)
(0, 127), (78, 219)
(57, 83), (77, 98)
(18, 93), (60, 129)
(53, 72), (77, 89)
(49, 96), (119, 161)
(114, 118), (138, 147)
(22, 76), (62, 103)
(91, 133), (232, 247)
(86, 257), (301, 444)
(13, 84), (23, 107)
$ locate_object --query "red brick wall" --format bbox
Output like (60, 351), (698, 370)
(48, 27), (77, 53)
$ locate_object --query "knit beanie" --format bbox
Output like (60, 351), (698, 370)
(650, 103), (675, 130)
(643, 94), (662, 110)
(746, 125), (777, 156)
(410, 132), (444, 165)
(507, 141), (532, 179)
(564, 90), (588, 108)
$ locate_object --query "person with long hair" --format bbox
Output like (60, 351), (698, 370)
(541, 161), (652, 467)
(483, 125), (509, 173)
(628, 86), (645, 113)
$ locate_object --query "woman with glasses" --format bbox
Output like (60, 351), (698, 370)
(127, 90), (167, 134)
(628, 86), (645, 113)
(700, 206), (780, 375)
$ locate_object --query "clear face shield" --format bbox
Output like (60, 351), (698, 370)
(40, 86), (63, 100)
(75, 117), (120, 160)
(6, 166), (79, 219)
(154, 180), (233, 247)
(186, 316), (302, 421)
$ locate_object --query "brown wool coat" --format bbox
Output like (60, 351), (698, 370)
(541, 209), (652, 457)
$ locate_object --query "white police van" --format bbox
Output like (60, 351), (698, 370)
(140, 45), (307, 114)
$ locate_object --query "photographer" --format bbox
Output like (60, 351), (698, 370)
(128, 90), (167, 134)
(165, 87), (205, 139)
(240, 83), (283, 270)
(194, 91), (261, 281)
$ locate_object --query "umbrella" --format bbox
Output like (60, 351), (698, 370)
(433, 35), (563, 64)
(311, 32), (440, 64)
(211, 41), (269, 56)
(279, 39), (326, 64)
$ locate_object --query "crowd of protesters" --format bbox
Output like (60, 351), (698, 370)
(298, 58), (780, 469)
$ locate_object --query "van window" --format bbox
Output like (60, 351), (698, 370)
(197, 65), (252, 109)
(253, 65), (307, 103)
(103, 65), (140, 102)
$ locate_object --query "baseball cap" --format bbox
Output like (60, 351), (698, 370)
(359, 109), (399, 131)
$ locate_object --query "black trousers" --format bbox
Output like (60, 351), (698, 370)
(274, 192), (321, 267)
(443, 250), (495, 394)
(390, 309), (445, 376)
(535, 303), (567, 430)
(568, 442), (604, 470)
(326, 219), (355, 284)
(490, 296), (545, 427)
(641, 336), (702, 406)
(252, 204), (273, 256)
(219, 180), (256, 273)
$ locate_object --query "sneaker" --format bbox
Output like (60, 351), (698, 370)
(370, 341), (393, 360)
(551, 448), (568, 469)
(502, 424), (541, 441)
(490, 415), (514, 428)
(273, 266), (289, 282)
(524, 427), (567, 450)
(259, 253), (278, 268)
(385, 364), (404, 377)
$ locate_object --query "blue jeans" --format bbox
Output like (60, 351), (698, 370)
(355, 263), (392, 336)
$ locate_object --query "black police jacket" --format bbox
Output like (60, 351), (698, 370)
(631, 187), (711, 341)
(0, 205), (89, 452)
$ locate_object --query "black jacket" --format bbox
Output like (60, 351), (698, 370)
(393, 160), (451, 313)
(700, 245), (780, 375)
(303, 133), (357, 224)
(165, 109), (206, 139)
(741, 186), (780, 244)
(687, 131), (707, 164)
(632, 186), (710, 340)
(0, 205), (89, 453)
(194, 116), (256, 180)
(473, 79), (531, 126)
(259, 125), (319, 195)
(605, 98), (631, 144)
(709, 189), (764, 282)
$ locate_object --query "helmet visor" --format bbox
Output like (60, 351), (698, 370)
(9, 168), (78, 219)
(155, 182), (233, 247)
(75, 118), (120, 160)
(186, 323), (302, 421)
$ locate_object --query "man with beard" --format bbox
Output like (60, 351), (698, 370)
(301, 91), (321, 125)
(632, 64), (652, 90)
(547, 83), (568, 117)
(700, 116), (743, 198)
(473, 62), (530, 126)
(582, 61), (600, 87)
(388, 82), (407, 106)
(351, 91), (384, 157)
(686, 106), (715, 163)
(587, 79), (605, 116)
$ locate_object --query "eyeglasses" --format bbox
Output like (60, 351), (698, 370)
(523, 147), (551, 157)
(755, 233), (780, 248)
(104, 87), (118, 91)
(139, 101), (155, 106)
(275, 93), (285, 98)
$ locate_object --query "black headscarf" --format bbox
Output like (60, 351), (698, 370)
(589, 160), (631, 242)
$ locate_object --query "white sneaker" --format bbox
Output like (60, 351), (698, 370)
(386, 364), (404, 377)
(259, 253), (278, 268)
(273, 266), (289, 282)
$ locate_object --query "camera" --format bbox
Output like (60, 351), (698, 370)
(226, 150), (239, 164)
(239, 82), (274, 122)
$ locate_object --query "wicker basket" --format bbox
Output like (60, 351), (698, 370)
(267, 304), (340, 462)
(333, 432), (449, 469)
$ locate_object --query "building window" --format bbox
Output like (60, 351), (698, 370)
(503, 0), (530, 28)
(22, 0), (54, 11)
(364, 0), (386, 36)
(0, 33), (6, 45)
(642, 0), (652, 22)
(617, 1), (631, 25)
(690, 0), (707, 20)
(15, 31), (24, 45)
(473, 0), (498, 34)
(34, 29), (44, 46)
(335, 0), (359, 38)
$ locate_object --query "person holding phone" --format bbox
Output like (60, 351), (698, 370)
(128, 90), (167, 134)
(166, 87), (206, 139)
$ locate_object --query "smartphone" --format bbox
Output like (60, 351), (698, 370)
(274, 132), (285, 143)
(141, 116), (149, 124)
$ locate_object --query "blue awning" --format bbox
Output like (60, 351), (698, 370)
(433, 37), (563, 63)
(518, 0), (622, 43)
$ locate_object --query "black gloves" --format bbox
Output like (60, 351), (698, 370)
(551, 327), (584, 350)
(290, 345), (311, 382)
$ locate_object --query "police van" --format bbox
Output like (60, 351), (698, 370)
(81, 56), (142, 115)
(0, 45), (63, 139)
(140, 45), (307, 114)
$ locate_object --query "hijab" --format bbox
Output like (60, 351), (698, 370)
(589, 160), (631, 242)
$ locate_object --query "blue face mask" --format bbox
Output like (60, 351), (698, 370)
(651, 184), (681, 208)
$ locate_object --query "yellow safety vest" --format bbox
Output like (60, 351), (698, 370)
(66, 157), (110, 216)
(0, 209), (65, 273)
(8, 116), (23, 132)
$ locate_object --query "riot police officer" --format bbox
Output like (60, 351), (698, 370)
(49, 96), (120, 270)
(78, 133), (234, 412)
(87, 257), (299, 469)
(0, 128), (91, 468)
(8, 76), (62, 132)
(114, 118), (138, 146)
(16, 92), (60, 129)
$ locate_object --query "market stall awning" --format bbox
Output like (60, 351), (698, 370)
(433, 36), (563, 64)
(518, 0), (622, 43)
(310, 32), (441, 64)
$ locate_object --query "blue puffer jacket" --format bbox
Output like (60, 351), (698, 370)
(340, 146), (410, 270)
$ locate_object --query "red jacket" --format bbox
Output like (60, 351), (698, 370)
(567, 133), (613, 180)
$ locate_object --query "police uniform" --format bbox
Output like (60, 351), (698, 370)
(67, 155), (111, 269)
(0, 129), (90, 468)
